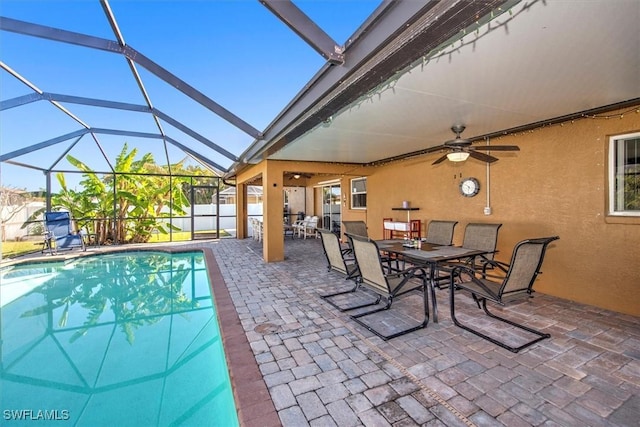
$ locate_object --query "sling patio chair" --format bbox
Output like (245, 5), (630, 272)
(414, 220), (459, 287)
(435, 222), (503, 289)
(342, 221), (398, 271)
(318, 229), (380, 312)
(449, 236), (559, 353)
(424, 220), (458, 246)
(342, 220), (369, 238)
(43, 211), (86, 255)
(348, 234), (430, 340)
(460, 222), (503, 268)
(341, 220), (368, 256)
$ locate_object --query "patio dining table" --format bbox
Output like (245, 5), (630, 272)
(375, 240), (489, 323)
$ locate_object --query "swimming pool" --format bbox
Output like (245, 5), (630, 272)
(0, 251), (238, 426)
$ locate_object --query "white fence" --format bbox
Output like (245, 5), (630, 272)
(1, 201), (45, 241)
(1, 202), (264, 241)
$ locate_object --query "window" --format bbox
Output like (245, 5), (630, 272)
(609, 132), (640, 216)
(351, 177), (367, 209)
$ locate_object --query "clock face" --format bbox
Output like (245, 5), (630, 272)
(460, 178), (480, 197)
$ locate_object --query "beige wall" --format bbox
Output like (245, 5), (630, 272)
(237, 108), (640, 315)
(345, 108), (640, 316)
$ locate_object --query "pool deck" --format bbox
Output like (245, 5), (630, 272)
(5, 238), (639, 426)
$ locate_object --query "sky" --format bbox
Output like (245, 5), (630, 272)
(0, 0), (381, 191)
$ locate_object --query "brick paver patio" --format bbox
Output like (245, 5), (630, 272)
(9, 237), (637, 426)
(205, 237), (640, 426)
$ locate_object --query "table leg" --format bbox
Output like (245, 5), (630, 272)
(429, 263), (439, 323)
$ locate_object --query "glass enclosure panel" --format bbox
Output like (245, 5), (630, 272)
(191, 185), (219, 240)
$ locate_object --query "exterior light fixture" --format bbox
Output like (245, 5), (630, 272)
(447, 152), (470, 162)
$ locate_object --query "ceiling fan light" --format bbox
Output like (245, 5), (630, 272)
(446, 152), (470, 162)
(293, 174), (301, 179)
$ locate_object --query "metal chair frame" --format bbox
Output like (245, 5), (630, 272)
(349, 234), (429, 340)
(318, 229), (380, 312)
(449, 236), (559, 353)
(43, 211), (86, 255)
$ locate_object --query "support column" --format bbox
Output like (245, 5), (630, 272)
(236, 182), (247, 239)
(263, 166), (285, 262)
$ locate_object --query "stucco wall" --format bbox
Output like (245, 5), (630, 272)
(340, 108), (639, 316)
(238, 109), (639, 315)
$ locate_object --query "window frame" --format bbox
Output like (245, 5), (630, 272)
(608, 131), (640, 217)
(350, 177), (367, 210)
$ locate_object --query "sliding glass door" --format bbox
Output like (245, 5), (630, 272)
(322, 184), (341, 234)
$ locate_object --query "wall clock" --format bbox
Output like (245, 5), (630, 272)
(459, 177), (480, 197)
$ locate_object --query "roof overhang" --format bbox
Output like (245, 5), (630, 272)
(227, 0), (640, 177)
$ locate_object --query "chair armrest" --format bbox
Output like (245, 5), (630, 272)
(387, 265), (427, 280)
(341, 247), (352, 256)
(481, 258), (509, 274)
(450, 265), (501, 300)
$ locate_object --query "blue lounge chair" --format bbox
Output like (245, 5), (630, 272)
(44, 211), (86, 254)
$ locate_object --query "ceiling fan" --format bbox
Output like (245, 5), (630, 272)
(285, 172), (312, 180)
(431, 125), (520, 165)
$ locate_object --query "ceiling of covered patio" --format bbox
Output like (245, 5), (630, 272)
(243, 0), (640, 171)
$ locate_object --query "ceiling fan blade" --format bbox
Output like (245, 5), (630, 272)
(432, 154), (449, 165)
(469, 150), (499, 163)
(473, 145), (520, 151)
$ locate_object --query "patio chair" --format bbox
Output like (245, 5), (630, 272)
(341, 220), (400, 271)
(449, 236), (559, 353)
(435, 222), (503, 289)
(292, 215), (310, 237)
(424, 220), (458, 246)
(341, 220), (368, 256)
(411, 220), (459, 287)
(348, 234), (429, 340)
(342, 220), (368, 238)
(301, 215), (319, 239)
(318, 229), (381, 312)
(43, 211), (86, 254)
(318, 228), (360, 281)
(461, 222), (503, 267)
(250, 218), (263, 241)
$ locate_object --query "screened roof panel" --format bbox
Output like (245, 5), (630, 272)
(133, 66), (254, 151)
(0, 1), (113, 38)
(159, 120), (236, 169)
(0, 101), (81, 153)
(1, 0), (384, 189)
(1, 67), (37, 99)
(7, 137), (86, 172)
(108, 0), (327, 115)
(1, 34), (143, 103)
(53, 103), (160, 135)
(49, 135), (113, 173)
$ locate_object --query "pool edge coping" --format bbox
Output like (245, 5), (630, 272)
(201, 247), (281, 427)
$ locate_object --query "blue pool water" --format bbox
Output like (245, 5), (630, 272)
(0, 251), (238, 426)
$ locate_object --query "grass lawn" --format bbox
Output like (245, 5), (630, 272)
(1, 240), (43, 258)
(1, 230), (231, 259)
